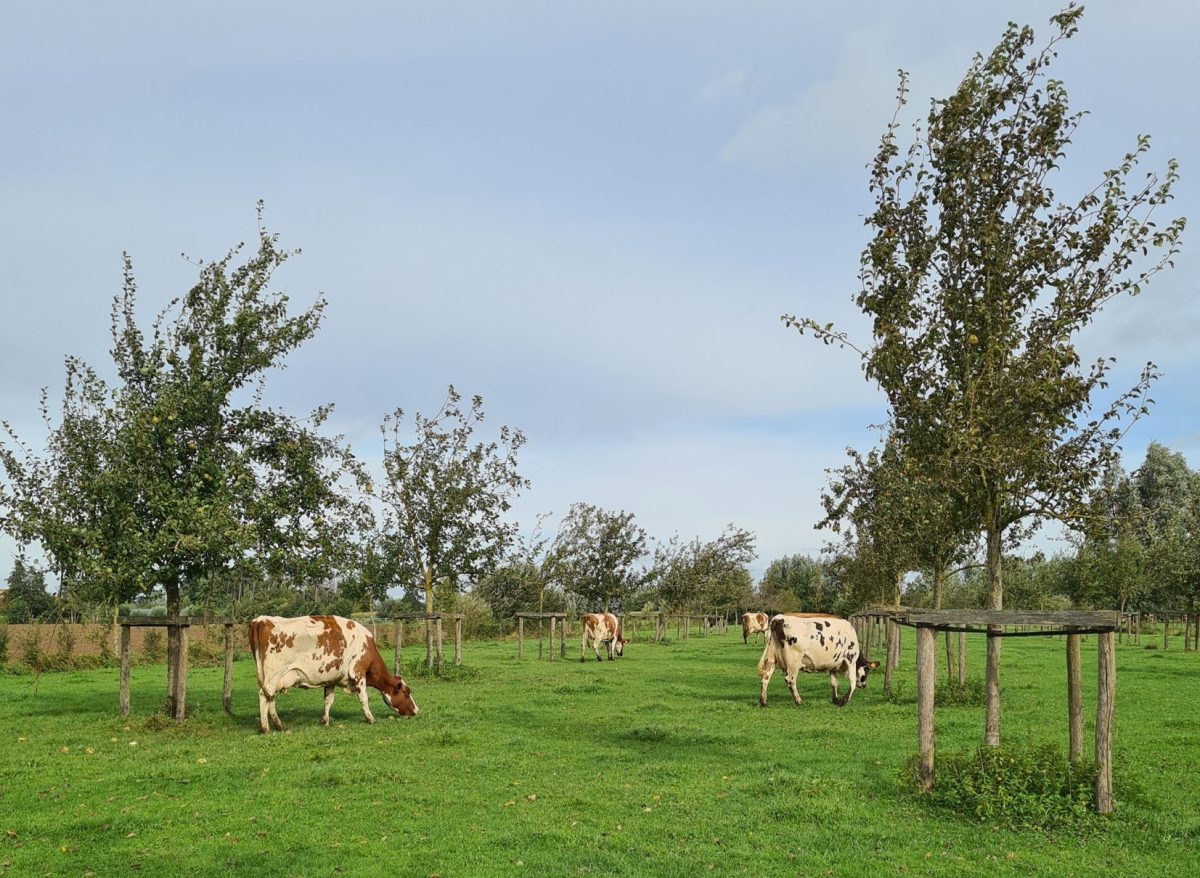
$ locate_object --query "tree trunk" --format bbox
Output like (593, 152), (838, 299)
(935, 568), (953, 682)
(984, 517), (1003, 747)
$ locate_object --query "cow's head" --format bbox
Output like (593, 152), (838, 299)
(614, 637), (627, 657)
(855, 655), (880, 689)
(383, 678), (419, 717)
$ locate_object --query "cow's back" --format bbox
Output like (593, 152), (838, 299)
(249, 615), (369, 692)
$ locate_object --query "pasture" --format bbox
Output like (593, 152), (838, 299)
(1, 629), (1196, 877)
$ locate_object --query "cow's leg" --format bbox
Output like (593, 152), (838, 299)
(580, 633), (587, 663)
(320, 686), (335, 725)
(829, 672), (841, 705)
(355, 680), (375, 724)
(267, 694), (284, 731)
(839, 670), (857, 707)
(258, 689), (271, 734)
(757, 653), (774, 706)
(606, 639), (614, 661)
(594, 639), (603, 662)
(785, 672), (803, 706)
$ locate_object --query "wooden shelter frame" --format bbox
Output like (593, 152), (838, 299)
(117, 617), (235, 720)
(894, 608), (1120, 814)
(515, 612), (567, 660)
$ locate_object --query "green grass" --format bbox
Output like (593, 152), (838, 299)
(1, 630), (1197, 876)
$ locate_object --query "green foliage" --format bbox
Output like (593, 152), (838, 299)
(0, 625), (8, 664)
(911, 743), (1100, 831)
(141, 629), (164, 663)
(17, 629), (43, 670)
(652, 525), (756, 613)
(758, 553), (835, 612)
(375, 386), (529, 613)
(935, 677), (986, 707)
(547, 502), (648, 611)
(786, 8), (1185, 617)
(2, 559), (55, 623)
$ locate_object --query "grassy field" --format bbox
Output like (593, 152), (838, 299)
(1, 627), (1197, 877)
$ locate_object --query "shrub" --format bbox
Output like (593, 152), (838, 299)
(50, 624), (77, 670)
(881, 679), (908, 704)
(142, 630), (164, 663)
(0, 625), (8, 664)
(909, 742), (1099, 831)
(18, 629), (44, 670)
(935, 677), (986, 707)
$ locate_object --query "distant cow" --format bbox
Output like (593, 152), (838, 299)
(757, 614), (878, 708)
(702, 615), (722, 633)
(742, 612), (769, 644)
(580, 612), (626, 662)
(249, 615), (418, 733)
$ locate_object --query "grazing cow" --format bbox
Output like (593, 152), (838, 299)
(702, 615), (722, 633)
(757, 613), (879, 708)
(742, 612), (769, 644)
(249, 615), (418, 733)
(580, 612), (626, 662)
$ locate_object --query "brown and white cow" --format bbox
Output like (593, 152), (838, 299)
(580, 612), (626, 662)
(742, 611), (769, 644)
(248, 615), (418, 733)
(757, 613), (878, 707)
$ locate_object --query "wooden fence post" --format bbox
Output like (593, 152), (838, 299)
(1095, 630), (1115, 814)
(957, 631), (966, 686)
(119, 624), (131, 718)
(174, 625), (189, 721)
(436, 617), (444, 672)
(1066, 631), (1082, 761)
(222, 623), (234, 716)
(984, 627), (1002, 747)
(425, 620), (434, 670)
(549, 616), (556, 662)
(518, 616), (524, 659)
(393, 620), (403, 675)
(916, 625), (936, 792)
(454, 616), (462, 666)
(883, 621), (894, 696)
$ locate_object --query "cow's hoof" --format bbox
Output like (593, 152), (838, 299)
(579, 657), (585, 664)
(757, 701), (767, 708)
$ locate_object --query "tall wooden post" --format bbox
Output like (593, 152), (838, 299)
(538, 618), (544, 660)
(174, 626), (189, 721)
(1163, 617), (1169, 651)
(119, 624), (131, 718)
(1095, 630), (1115, 814)
(916, 625), (936, 792)
(393, 620), (403, 675)
(549, 616), (556, 662)
(883, 621), (895, 696)
(425, 619), (434, 670)
(957, 632), (966, 686)
(1066, 631), (1082, 761)
(518, 616), (524, 659)
(436, 617), (444, 672)
(984, 628), (1001, 747)
(222, 623), (234, 716)
(454, 616), (463, 666)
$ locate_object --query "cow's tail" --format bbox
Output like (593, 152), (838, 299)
(247, 618), (268, 687)
(757, 616), (785, 677)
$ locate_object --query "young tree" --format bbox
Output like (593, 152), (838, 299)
(548, 503), (648, 611)
(653, 525), (756, 614)
(0, 211), (367, 714)
(786, 8), (1184, 745)
(376, 387), (529, 617)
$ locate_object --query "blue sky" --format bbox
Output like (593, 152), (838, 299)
(2, 1), (1197, 582)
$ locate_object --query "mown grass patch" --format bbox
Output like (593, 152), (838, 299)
(0, 631), (1197, 876)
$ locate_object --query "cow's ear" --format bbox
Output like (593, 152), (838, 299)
(868, 661), (880, 670)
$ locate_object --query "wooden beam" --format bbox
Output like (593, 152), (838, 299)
(904, 609), (1120, 628)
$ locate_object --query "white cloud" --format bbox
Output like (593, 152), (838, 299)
(694, 67), (748, 105)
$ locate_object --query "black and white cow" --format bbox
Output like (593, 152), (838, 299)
(757, 613), (878, 707)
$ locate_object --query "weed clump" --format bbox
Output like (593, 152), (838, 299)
(935, 677), (985, 707)
(909, 742), (1099, 831)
